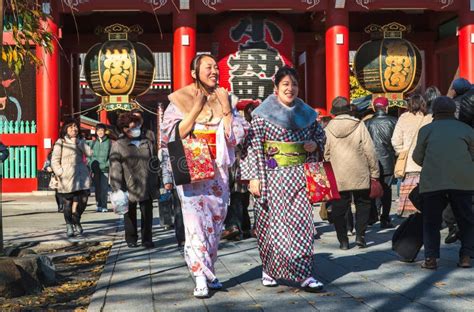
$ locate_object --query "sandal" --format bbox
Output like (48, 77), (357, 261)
(301, 277), (324, 293)
(193, 286), (209, 299)
(207, 278), (223, 290)
(261, 276), (278, 287)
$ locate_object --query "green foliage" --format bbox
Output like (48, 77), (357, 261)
(350, 74), (371, 101)
(1, 0), (54, 75)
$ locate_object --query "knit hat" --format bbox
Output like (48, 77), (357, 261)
(330, 96), (351, 115)
(373, 96), (389, 108)
(452, 78), (472, 96)
(431, 96), (456, 116)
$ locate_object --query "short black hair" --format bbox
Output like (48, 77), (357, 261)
(274, 65), (298, 87)
(244, 103), (257, 122)
(96, 123), (107, 131)
(424, 86), (441, 109)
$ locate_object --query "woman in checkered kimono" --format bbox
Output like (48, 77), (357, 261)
(241, 66), (326, 292)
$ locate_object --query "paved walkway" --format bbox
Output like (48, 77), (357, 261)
(3, 194), (473, 311)
(88, 212), (474, 311)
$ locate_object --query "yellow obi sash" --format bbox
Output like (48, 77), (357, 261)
(263, 141), (306, 168)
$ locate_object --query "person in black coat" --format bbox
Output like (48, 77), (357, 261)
(451, 78), (474, 127)
(0, 142), (9, 163)
(365, 97), (397, 228)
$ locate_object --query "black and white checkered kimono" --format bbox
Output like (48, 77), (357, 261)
(241, 115), (326, 282)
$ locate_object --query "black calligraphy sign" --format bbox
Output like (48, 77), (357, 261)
(227, 16), (286, 101)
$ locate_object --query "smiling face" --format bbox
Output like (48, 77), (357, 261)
(96, 128), (105, 138)
(195, 55), (219, 91)
(66, 123), (79, 138)
(275, 74), (298, 106)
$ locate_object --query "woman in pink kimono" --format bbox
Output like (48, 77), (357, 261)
(161, 54), (247, 298)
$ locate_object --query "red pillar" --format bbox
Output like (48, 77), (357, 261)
(325, 8), (349, 114)
(306, 45), (327, 115)
(36, 18), (59, 169)
(458, 7), (474, 83)
(172, 9), (196, 90)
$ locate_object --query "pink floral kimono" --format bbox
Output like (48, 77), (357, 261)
(161, 92), (247, 281)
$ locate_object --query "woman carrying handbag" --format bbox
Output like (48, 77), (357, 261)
(160, 54), (247, 298)
(324, 97), (380, 250)
(51, 119), (92, 237)
(241, 66), (326, 293)
(391, 95), (432, 216)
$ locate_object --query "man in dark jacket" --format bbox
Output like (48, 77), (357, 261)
(413, 96), (474, 269)
(365, 97), (397, 228)
(444, 78), (474, 244)
(451, 78), (473, 126)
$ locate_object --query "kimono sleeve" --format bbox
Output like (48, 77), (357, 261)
(240, 117), (265, 180)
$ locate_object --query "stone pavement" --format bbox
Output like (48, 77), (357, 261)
(2, 194), (473, 311)
(88, 213), (474, 311)
(2, 193), (119, 247)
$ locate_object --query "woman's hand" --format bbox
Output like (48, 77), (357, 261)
(193, 88), (207, 111)
(303, 141), (318, 153)
(164, 183), (174, 190)
(249, 179), (261, 197)
(215, 87), (231, 114)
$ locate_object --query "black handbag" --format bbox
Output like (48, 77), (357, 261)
(167, 121), (192, 185)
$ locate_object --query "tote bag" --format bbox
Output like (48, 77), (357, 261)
(167, 121), (215, 185)
(304, 161), (340, 203)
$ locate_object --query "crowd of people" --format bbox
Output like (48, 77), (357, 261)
(43, 54), (474, 299)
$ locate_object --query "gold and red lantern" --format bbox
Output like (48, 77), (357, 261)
(354, 22), (422, 107)
(84, 24), (154, 111)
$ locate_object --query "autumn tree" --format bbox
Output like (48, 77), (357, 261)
(1, 0), (54, 254)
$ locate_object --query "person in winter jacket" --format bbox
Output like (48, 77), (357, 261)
(391, 95), (432, 216)
(88, 123), (111, 212)
(325, 96), (380, 249)
(51, 119), (92, 237)
(413, 96), (474, 270)
(450, 78), (473, 126)
(109, 112), (160, 249)
(364, 97), (397, 228)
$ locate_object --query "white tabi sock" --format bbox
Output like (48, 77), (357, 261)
(196, 275), (207, 289)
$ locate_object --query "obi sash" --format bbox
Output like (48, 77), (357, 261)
(263, 141), (306, 168)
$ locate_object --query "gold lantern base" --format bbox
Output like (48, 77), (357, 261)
(98, 95), (139, 111)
